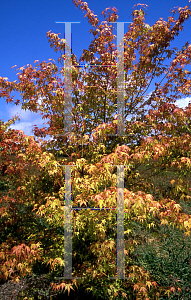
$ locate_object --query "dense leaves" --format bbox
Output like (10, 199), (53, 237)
(0, 1), (191, 299)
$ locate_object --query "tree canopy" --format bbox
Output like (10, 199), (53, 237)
(0, 1), (191, 299)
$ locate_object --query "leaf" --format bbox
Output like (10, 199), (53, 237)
(146, 281), (152, 290)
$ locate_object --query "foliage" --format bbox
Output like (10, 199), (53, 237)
(0, 1), (191, 299)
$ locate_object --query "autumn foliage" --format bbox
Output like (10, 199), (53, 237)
(0, 1), (191, 299)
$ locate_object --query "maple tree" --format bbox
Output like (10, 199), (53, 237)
(0, 1), (191, 299)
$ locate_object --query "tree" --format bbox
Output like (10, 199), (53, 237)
(0, 1), (191, 299)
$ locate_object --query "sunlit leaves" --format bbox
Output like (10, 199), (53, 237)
(1, 1), (191, 299)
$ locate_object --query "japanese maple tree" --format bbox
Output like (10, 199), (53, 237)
(0, 1), (191, 299)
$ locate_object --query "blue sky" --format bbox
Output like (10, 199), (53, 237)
(0, 0), (191, 143)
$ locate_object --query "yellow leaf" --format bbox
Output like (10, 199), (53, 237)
(92, 270), (97, 278)
(185, 231), (190, 237)
(146, 281), (152, 290)
(161, 219), (168, 226)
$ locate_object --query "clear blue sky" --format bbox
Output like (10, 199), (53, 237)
(0, 0), (191, 142)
